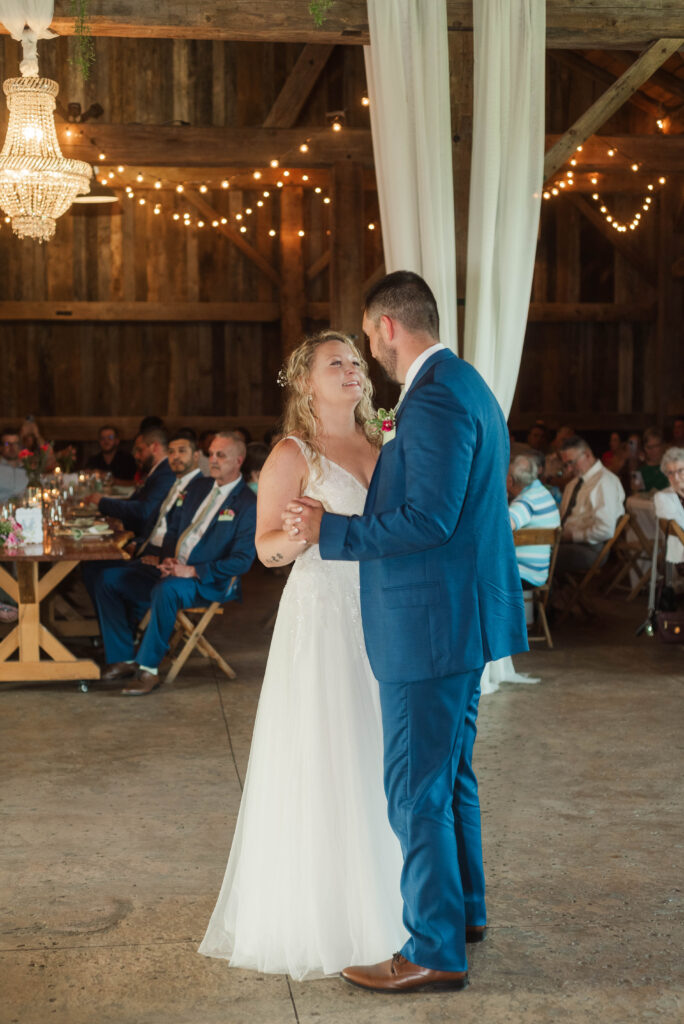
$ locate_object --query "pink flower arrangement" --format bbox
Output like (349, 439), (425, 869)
(0, 517), (24, 550)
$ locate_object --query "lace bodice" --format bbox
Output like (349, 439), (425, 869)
(286, 436), (367, 570)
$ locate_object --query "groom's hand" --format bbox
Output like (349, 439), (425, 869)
(282, 497), (324, 544)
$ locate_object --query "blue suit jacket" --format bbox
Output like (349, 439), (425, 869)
(166, 476), (257, 602)
(319, 349), (528, 683)
(99, 458), (176, 537)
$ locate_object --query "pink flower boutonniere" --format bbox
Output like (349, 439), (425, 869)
(218, 508), (236, 522)
(369, 407), (397, 445)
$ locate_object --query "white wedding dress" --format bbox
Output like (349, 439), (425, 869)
(198, 438), (407, 980)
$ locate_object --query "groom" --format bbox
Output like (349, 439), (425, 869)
(284, 271), (527, 992)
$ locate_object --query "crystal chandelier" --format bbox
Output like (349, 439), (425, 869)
(0, 72), (92, 243)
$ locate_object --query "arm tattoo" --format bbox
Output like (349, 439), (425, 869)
(266, 552), (285, 565)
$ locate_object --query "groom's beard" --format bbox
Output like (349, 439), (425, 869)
(374, 337), (399, 382)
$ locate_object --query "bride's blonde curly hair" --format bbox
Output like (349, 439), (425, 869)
(280, 330), (380, 466)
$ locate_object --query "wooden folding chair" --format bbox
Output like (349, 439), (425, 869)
(557, 512), (630, 623)
(513, 526), (562, 649)
(604, 512), (654, 601)
(137, 575), (238, 684)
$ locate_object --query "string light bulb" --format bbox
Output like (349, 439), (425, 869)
(221, 180), (229, 189)
(268, 228), (276, 237)
(136, 172), (143, 182)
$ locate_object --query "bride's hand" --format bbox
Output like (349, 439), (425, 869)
(282, 496), (324, 544)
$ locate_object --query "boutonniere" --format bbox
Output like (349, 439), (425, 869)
(218, 508), (236, 522)
(369, 407), (397, 445)
(175, 492), (187, 507)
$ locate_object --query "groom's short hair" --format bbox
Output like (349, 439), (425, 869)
(364, 271), (440, 339)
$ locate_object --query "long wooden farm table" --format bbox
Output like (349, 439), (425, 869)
(0, 534), (126, 684)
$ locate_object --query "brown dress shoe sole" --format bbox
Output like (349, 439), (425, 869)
(121, 680), (162, 696)
(341, 973), (468, 994)
(466, 925), (487, 943)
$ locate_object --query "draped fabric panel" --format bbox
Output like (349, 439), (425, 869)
(465, 0), (546, 694)
(364, 0), (457, 351)
(0, 0), (56, 76)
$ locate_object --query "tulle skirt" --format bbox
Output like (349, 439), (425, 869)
(198, 557), (408, 980)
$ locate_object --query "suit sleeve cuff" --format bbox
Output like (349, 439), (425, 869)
(319, 512), (349, 560)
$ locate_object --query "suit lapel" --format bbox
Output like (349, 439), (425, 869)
(395, 348), (455, 423)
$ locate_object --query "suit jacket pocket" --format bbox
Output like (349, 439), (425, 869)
(382, 581), (441, 608)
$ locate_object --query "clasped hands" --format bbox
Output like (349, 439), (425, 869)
(282, 496), (324, 544)
(155, 557), (197, 579)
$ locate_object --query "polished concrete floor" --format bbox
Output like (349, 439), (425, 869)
(1, 570), (683, 1024)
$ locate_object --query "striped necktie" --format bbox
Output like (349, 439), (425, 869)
(137, 479), (182, 555)
(561, 477), (584, 526)
(174, 484), (223, 559)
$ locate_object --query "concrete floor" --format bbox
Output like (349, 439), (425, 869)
(1, 570), (683, 1024)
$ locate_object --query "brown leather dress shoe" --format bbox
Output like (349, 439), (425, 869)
(341, 953), (468, 993)
(101, 662), (136, 681)
(466, 925), (487, 943)
(121, 670), (162, 696)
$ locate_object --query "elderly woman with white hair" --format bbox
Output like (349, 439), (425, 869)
(654, 446), (684, 562)
(507, 453), (561, 587)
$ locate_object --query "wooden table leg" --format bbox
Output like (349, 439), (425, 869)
(0, 560), (100, 684)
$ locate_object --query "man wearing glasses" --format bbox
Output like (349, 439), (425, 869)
(86, 425), (137, 481)
(555, 435), (625, 580)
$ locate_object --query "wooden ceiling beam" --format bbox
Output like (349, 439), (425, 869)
(544, 39), (684, 181)
(546, 133), (684, 172)
(2, 1), (679, 48)
(264, 44), (335, 128)
(0, 301), (280, 321)
(182, 190), (281, 286)
(608, 50), (684, 105)
(549, 51), (662, 119)
(61, 124), (374, 167)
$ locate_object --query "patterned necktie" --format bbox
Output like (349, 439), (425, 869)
(174, 484), (223, 559)
(561, 477), (584, 526)
(137, 479), (182, 555)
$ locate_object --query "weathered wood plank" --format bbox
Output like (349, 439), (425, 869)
(280, 186), (306, 355)
(568, 193), (658, 287)
(527, 302), (656, 322)
(0, 302), (281, 321)
(264, 44), (334, 127)
(330, 161), (364, 339)
(29, 1), (684, 49)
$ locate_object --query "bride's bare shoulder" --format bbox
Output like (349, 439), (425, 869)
(261, 436), (308, 481)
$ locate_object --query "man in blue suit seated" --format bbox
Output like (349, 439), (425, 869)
(284, 271), (527, 993)
(85, 426), (175, 537)
(81, 429), (204, 609)
(95, 432), (257, 695)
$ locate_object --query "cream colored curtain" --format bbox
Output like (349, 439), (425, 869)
(364, 0), (457, 351)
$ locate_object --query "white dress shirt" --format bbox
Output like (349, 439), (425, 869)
(397, 342), (445, 407)
(560, 459), (625, 544)
(177, 475), (242, 564)
(146, 468), (201, 548)
(654, 487), (684, 562)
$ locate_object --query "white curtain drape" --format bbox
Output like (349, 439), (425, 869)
(0, 0), (56, 76)
(464, 0), (546, 695)
(364, 0), (457, 351)
(463, 0), (546, 417)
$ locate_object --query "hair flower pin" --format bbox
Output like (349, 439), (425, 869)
(277, 368), (290, 388)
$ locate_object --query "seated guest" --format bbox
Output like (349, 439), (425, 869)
(526, 421), (548, 454)
(609, 432), (642, 494)
(0, 425), (21, 467)
(671, 418), (684, 446)
(639, 427), (669, 492)
(233, 425), (252, 445)
(86, 427), (174, 536)
(95, 432), (256, 695)
(18, 416), (56, 471)
(81, 430), (203, 606)
(555, 436), (625, 579)
(243, 442), (269, 493)
(601, 431), (621, 468)
(654, 447), (684, 563)
(86, 425), (137, 480)
(507, 455), (560, 587)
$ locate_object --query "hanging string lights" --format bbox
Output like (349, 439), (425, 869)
(541, 134), (668, 233)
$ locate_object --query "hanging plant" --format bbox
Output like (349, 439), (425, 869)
(309, 1), (335, 28)
(68, 0), (95, 80)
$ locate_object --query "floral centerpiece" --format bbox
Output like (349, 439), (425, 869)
(19, 444), (51, 487)
(56, 445), (78, 474)
(0, 517), (24, 550)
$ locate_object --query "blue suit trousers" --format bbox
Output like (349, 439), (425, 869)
(96, 562), (202, 669)
(378, 668), (485, 972)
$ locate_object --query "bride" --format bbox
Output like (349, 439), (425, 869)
(198, 330), (407, 980)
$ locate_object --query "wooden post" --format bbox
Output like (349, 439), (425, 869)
(656, 179), (681, 425)
(449, 31), (473, 354)
(279, 186), (306, 358)
(330, 161), (364, 341)
(544, 39), (684, 182)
